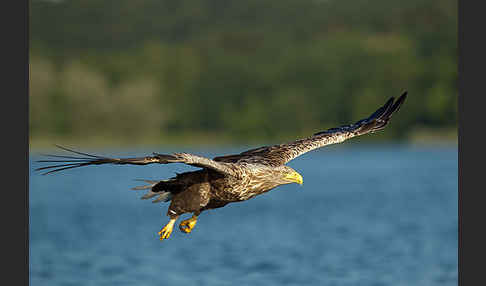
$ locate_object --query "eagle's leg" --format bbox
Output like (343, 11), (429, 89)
(158, 217), (178, 240)
(179, 212), (199, 233)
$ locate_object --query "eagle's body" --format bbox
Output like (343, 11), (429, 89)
(37, 92), (407, 240)
(159, 166), (284, 217)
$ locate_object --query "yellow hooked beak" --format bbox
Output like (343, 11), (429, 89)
(285, 171), (303, 185)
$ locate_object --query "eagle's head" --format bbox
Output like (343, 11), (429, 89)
(280, 166), (303, 185)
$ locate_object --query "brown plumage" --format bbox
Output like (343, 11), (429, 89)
(36, 92), (407, 240)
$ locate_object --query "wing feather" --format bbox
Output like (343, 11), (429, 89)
(36, 147), (238, 177)
(214, 91), (407, 166)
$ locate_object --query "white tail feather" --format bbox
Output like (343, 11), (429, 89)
(141, 191), (159, 199)
(131, 180), (158, 190)
(152, 192), (173, 203)
(132, 179), (173, 203)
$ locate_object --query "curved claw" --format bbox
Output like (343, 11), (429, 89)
(158, 219), (176, 240)
(179, 216), (198, 234)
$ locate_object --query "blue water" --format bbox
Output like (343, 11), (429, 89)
(29, 144), (457, 285)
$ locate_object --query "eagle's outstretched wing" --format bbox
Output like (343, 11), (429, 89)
(36, 145), (237, 176)
(214, 91), (407, 166)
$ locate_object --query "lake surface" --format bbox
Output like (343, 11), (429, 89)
(29, 144), (458, 286)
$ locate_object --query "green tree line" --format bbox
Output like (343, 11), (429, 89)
(30, 0), (457, 146)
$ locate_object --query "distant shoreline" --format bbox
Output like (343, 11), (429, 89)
(29, 129), (457, 152)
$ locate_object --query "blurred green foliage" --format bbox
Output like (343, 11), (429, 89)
(30, 0), (457, 146)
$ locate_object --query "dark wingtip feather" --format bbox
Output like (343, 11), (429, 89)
(36, 164), (86, 175)
(35, 145), (106, 175)
(394, 91), (407, 112)
(369, 90), (408, 132)
(364, 96), (394, 124)
(54, 144), (106, 159)
(382, 91), (407, 119)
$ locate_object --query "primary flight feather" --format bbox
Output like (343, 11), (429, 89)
(37, 91), (407, 240)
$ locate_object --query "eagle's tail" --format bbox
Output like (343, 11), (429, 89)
(131, 179), (174, 203)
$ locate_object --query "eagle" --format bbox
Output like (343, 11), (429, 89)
(36, 92), (407, 240)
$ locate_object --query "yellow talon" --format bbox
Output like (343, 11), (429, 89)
(179, 215), (198, 233)
(158, 218), (176, 240)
